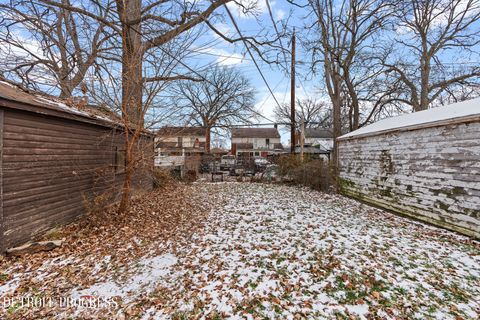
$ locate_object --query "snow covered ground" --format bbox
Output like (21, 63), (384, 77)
(1, 182), (479, 319)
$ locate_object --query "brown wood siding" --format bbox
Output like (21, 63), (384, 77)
(0, 109), (4, 253)
(338, 121), (480, 238)
(1, 108), (153, 249)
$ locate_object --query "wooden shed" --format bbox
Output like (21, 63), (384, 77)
(338, 99), (480, 238)
(0, 80), (154, 252)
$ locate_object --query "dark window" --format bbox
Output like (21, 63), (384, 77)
(177, 136), (183, 147)
(266, 138), (270, 146)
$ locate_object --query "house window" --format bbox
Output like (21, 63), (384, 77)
(177, 136), (183, 147)
(255, 151), (259, 156)
(114, 146), (126, 173)
(266, 138), (270, 146)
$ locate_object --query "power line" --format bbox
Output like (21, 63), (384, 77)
(265, 0), (289, 72)
(224, 4), (283, 112)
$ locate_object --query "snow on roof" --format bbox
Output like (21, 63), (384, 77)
(339, 98), (480, 140)
(305, 128), (333, 139)
(0, 79), (118, 124)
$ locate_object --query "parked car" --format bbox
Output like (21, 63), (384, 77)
(254, 157), (269, 172)
(220, 155), (236, 171)
(229, 164), (245, 176)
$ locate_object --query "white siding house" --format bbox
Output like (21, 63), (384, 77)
(155, 127), (206, 167)
(231, 127), (283, 157)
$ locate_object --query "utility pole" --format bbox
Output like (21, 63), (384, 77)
(290, 28), (296, 154)
(300, 115), (305, 161)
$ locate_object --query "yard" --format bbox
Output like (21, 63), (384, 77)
(1, 182), (479, 319)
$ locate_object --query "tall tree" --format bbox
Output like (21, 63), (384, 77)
(274, 98), (331, 130)
(172, 66), (256, 153)
(0, 0), (113, 97)
(38, 0), (274, 211)
(384, 0), (480, 111)
(307, 0), (392, 168)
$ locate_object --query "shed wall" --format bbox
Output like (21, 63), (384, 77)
(338, 121), (480, 238)
(1, 108), (153, 249)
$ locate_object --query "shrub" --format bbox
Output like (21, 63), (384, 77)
(184, 169), (197, 183)
(276, 154), (333, 192)
(152, 168), (175, 188)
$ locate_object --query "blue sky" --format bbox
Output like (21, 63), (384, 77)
(180, 0), (318, 127)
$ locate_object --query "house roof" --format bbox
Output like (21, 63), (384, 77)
(210, 148), (229, 154)
(0, 78), (121, 126)
(235, 142), (254, 149)
(156, 126), (206, 137)
(231, 127), (280, 139)
(156, 140), (206, 149)
(155, 141), (178, 148)
(305, 128), (333, 139)
(339, 98), (480, 140)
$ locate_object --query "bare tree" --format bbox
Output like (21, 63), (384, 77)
(37, 0), (277, 211)
(0, 0), (113, 97)
(274, 98), (331, 129)
(384, 0), (480, 111)
(307, 0), (393, 169)
(172, 66), (256, 153)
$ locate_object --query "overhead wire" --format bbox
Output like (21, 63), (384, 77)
(223, 3), (283, 114)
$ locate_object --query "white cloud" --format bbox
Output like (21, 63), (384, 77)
(211, 22), (232, 37)
(275, 8), (285, 21)
(195, 47), (247, 66)
(217, 52), (246, 65)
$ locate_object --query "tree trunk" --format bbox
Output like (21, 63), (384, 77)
(418, 52), (431, 111)
(118, 148), (133, 213)
(118, 0), (144, 212)
(205, 125), (211, 154)
(59, 85), (74, 99)
(121, 0), (143, 125)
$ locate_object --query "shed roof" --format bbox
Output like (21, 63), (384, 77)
(305, 128), (333, 139)
(156, 126), (206, 136)
(339, 98), (480, 140)
(0, 78), (120, 125)
(231, 127), (280, 139)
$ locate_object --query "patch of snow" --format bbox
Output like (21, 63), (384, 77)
(346, 304), (369, 317)
(35, 96), (113, 123)
(0, 277), (19, 295)
(71, 253), (177, 302)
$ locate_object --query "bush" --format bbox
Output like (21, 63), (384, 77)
(276, 154), (333, 192)
(152, 168), (175, 188)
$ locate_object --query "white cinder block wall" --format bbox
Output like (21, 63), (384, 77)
(338, 121), (480, 238)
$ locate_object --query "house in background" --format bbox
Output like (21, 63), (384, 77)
(231, 127), (284, 157)
(155, 127), (206, 168)
(296, 128), (334, 159)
